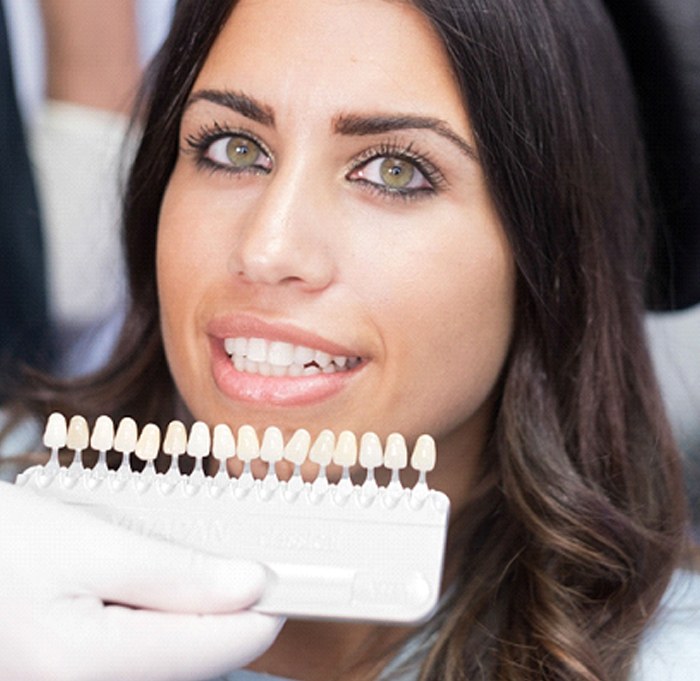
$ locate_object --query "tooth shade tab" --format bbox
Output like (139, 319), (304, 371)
(66, 415), (89, 451)
(187, 421), (211, 459)
(359, 432), (383, 469)
(237, 425), (260, 462)
(309, 429), (335, 466)
(285, 429), (311, 465)
(384, 433), (408, 470)
(89, 415), (114, 452)
(114, 417), (138, 454)
(212, 424), (235, 461)
(411, 434), (436, 472)
(34, 414), (440, 497)
(135, 423), (160, 461)
(163, 420), (187, 456)
(333, 431), (358, 467)
(43, 412), (67, 449)
(260, 426), (284, 463)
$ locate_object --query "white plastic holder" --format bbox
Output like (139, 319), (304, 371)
(16, 464), (450, 624)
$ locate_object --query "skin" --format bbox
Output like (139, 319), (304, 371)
(41, 0), (140, 113)
(157, 0), (515, 676)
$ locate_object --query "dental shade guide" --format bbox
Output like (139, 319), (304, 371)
(16, 413), (450, 625)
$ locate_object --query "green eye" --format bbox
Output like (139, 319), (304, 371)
(379, 158), (416, 189)
(349, 154), (433, 195)
(204, 134), (272, 172)
(225, 136), (263, 168)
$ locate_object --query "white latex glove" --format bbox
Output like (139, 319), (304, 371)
(0, 481), (283, 681)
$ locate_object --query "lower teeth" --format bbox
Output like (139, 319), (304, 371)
(229, 356), (359, 376)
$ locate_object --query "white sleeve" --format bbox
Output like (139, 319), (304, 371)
(27, 100), (131, 330)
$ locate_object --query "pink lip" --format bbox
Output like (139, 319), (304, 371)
(207, 314), (365, 407)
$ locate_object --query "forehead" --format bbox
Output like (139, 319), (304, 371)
(194, 0), (469, 129)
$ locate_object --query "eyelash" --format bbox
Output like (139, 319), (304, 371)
(183, 124), (446, 200)
(345, 141), (445, 201)
(184, 122), (272, 176)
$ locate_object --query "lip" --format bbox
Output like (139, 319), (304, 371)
(207, 314), (366, 407)
(207, 314), (361, 357)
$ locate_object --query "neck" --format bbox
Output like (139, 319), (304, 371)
(248, 619), (412, 681)
(249, 403), (495, 680)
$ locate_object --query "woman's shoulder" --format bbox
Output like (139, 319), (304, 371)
(633, 569), (700, 680)
(213, 571), (700, 681)
(214, 671), (295, 681)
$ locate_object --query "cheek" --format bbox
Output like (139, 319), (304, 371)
(156, 180), (216, 395)
(156, 176), (229, 319)
(352, 218), (515, 440)
(157, 189), (190, 341)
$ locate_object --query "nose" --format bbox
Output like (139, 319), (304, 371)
(228, 167), (335, 291)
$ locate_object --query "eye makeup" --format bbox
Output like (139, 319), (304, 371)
(345, 140), (447, 201)
(183, 121), (273, 176)
(182, 116), (449, 203)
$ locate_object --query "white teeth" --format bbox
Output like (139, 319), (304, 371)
(359, 432), (383, 469)
(114, 417), (138, 454)
(224, 336), (359, 377)
(66, 415), (89, 451)
(260, 426), (284, 463)
(314, 351), (332, 368)
(309, 429), (335, 466)
(247, 337), (268, 362)
(43, 412), (67, 449)
(163, 420), (187, 456)
(334, 431), (358, 467)
(384, 433), (408, 470)
(187, 421), (211, 459)
(293, 345), (315, 365)
(212, 424), (235, 461)
(237, 424), (260, 462)
(135, 423), (160, 461)
(411, 434), (436, 472)
(268, 341), (295, 366)
(90, 415), (115, 452)
(285, 429), (311, 465)
(43, 414), (438, 491)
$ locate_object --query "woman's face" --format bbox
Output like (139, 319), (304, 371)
(157, 0), (515, 489)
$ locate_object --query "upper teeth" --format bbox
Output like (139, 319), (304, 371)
(224, 337), (359, 376)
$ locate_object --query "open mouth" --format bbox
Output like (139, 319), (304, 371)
(224, 336), (363, 377)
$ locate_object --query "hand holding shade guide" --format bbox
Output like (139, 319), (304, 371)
(18, 413), (450, 624)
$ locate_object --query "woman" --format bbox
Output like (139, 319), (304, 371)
(3, 0), (697, 679)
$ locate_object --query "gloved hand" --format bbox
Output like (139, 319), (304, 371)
(0, 481), (283, 681)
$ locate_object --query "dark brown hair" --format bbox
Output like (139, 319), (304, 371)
(20, 1), (689, 679)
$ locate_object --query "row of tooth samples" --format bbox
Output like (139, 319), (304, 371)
(42, 413), (437, 491)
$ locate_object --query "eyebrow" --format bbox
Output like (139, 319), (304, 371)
(185, 89), (477, 162)
(186, 89), (275, 126)
(333, 113), (478, 162)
